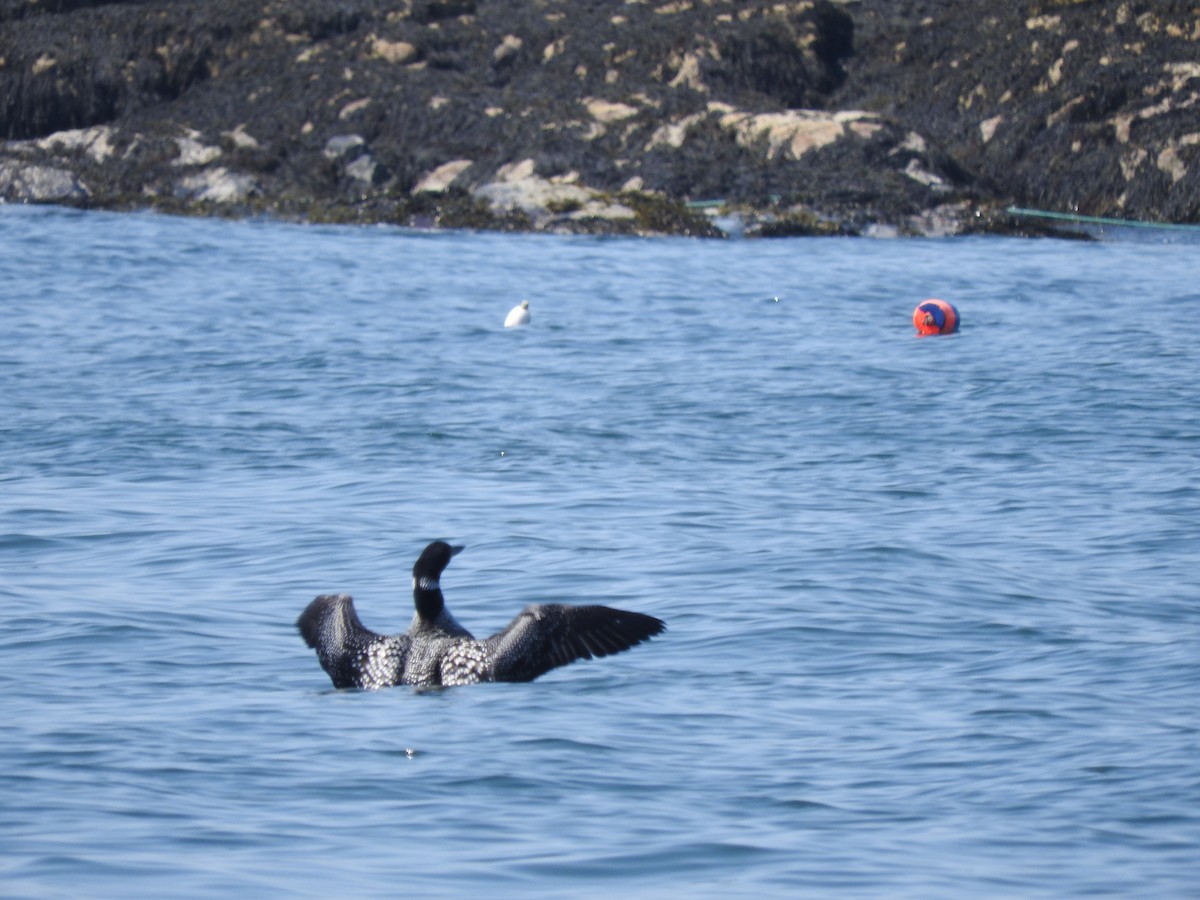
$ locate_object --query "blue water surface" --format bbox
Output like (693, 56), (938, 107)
(1, 205), (1198, 897)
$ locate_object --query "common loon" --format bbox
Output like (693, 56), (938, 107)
(297, 541), (665, 689)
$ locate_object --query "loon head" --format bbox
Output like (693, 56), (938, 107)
(413, 541), (463, 582)
(412, 541), (463, 620)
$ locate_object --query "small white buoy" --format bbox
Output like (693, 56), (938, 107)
(504, 300), (531, 328)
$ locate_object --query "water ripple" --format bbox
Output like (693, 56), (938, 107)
(1, 206), (1198, 897)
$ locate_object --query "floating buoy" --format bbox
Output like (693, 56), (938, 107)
(913, 299), (959, 336)
(504, 300), (531, 328)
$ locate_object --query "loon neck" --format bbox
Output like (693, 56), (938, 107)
(412, 576), (445, 621)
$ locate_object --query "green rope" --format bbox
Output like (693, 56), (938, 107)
(1007, 207), (1200, 232)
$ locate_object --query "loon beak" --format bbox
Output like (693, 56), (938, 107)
(450, 545), (464, 557)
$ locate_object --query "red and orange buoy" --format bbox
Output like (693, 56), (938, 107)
(913, 299), (960, 336)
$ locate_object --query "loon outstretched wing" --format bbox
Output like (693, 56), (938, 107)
(297, 593), (369, 655)
(296, 594), (410, 690)
(299, 542), (666, 690)
(482, 604), (666, 683)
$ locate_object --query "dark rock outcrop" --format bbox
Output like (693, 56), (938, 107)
(836, 0), (1200, 227)
(1, 0), (1196, 235)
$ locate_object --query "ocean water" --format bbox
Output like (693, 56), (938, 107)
(1, 204), (1198, 898)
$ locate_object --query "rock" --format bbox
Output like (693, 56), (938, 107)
(344, 154), (385, 185)
(175, 167), (257, 203)
(493, 35), (523, 65)
(35, 126), (118, 163)
(471, 159), (638, 229)
(0, 162), (89, 202)
(0, 0), (1194, 233)
(585, 99), (640, 124)
(474, 172), (601, 219)
(174, 133), (222, 166)
(414, 159), (474, 193)
(222, 126), (259, 150)
(338, 98), (373, 121)
(369, 35), (418, 65)
(714, 108), (884, 161)
(324, 134), (367, 160)
(836, 1), (1200, 224)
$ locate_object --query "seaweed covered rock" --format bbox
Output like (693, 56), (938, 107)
(837, 0), (1200, 225)
(0, 0), (1195, 233)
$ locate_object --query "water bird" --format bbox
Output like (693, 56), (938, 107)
(504, 300), (531, 327)
(297, 541), (665, 689)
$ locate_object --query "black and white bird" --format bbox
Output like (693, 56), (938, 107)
(297, 541), (665, 689)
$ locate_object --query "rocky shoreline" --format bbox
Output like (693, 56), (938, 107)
(1, 0), (1197, 237)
